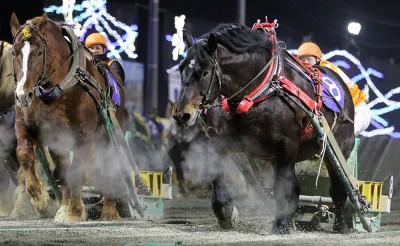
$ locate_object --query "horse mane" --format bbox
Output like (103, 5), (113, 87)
(26, 16), (63, 40)
(0, 42), (15, 98)
(202, 23), (271, 54)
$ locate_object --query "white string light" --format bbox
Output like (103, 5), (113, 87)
(171, 15), (187, 61)
(44, 0), (138, 59)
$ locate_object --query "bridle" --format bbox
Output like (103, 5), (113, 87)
(200, 46), (221, 108)
(197, 40), (278, 111)
(13, 24), (47, 86)
(12, 23), (78, 90)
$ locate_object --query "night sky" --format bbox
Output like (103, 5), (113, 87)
(2, 0), (400, 60)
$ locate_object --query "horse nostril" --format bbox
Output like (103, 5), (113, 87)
(26, 91), (34, 105)
(181, 113), (191, 124)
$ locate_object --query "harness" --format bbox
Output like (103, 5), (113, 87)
(33, 26), (87, 103)
(12, 24), (119, 110)
(200, 18), (328, 140)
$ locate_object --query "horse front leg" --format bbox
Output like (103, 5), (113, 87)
(15, 119), (50, 217)
(62, 145), (90, 222)
(208, 139), (238, 229)
(51, 150), (74, 223)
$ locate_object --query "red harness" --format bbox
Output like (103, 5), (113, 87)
(220, 18), (325, 141)
(230, 18), (279, 114)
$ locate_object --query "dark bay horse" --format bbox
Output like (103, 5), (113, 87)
(11, 13), (126, 222)
(172, 22), (355, 234)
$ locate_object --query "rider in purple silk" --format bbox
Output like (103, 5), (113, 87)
(85, 33), (125, 83)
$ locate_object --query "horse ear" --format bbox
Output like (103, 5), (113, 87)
(10, 12), (21, 37)
(207, 33), (218, 53)
(38, 12), (48, 35)
(182, 29), (194, 49)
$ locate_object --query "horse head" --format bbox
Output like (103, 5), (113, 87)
(11, 13), (71, 108)
(11, 13), (48, 107)
(172, 30), (221, 127)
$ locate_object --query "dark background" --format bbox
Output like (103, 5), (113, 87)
(1, 0), (399, 132)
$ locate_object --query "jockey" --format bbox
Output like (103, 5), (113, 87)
(85, 33), (125, 82)
(297, 42), (371, 136)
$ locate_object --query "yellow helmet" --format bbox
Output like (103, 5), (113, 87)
(85, 33), (107, 48)
(297, 42), (322, 59)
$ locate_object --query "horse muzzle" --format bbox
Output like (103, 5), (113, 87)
(173, 113), (193, 127)
(15, 91), (34, 108)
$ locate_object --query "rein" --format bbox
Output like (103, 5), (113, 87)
(13, 24), (89, 104)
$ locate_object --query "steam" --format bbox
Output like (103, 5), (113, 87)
(37, 120), (130, 200)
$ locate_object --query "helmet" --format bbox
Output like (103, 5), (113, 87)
(297, 42), (322, 59)
(85, 33), (107, 48)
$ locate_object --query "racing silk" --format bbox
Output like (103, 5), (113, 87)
(95, 53), (125, 82)
(105, 59), (125, 83)
(319, 60), (366, 106)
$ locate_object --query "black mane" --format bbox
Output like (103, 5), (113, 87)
(201, 23), (271, 54)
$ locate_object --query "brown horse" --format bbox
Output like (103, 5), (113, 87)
(0, 40), (17, 216)
(173, 23), (355, 234)
(10, 13), (126, 222)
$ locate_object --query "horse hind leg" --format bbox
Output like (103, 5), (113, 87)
(272, 164), (300, 234)
(100, 193), (121, 221)
(325, 159), (349, 234)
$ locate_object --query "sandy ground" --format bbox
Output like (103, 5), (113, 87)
(1, 192), (400, 246)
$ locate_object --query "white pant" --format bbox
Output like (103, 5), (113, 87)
(354, 102), (371, 136)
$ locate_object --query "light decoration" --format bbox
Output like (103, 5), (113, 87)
(170, 15), (187, 61)
(44, 0), (138, 59)
(288, 48), (400, 138)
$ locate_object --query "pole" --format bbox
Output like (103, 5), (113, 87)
(145, 0), (159, 115)
(237, 0), (246, 25)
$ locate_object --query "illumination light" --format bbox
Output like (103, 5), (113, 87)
(348, 22), (361, 35)
(44, 0), (138, 59)
(171, 15), (187, 61)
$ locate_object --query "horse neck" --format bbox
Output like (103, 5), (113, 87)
(0, 47), (15, 99)
(219, 49), (271, 100)
(44, 23), (73, 85)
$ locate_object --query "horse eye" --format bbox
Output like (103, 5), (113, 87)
(37, 51), (43, 56)
(202, 71), (209, 77)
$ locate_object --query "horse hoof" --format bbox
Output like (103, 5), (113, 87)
(30, 190), (50, 212)
(100, 214), (122, 221)
(272, 221), (290, 234)
(35, 196), (59, 218)
(54, 206), (69, 223)
(55, 205), (87, 223)
(10, 189), (38, 219)
(217, 206), (238, 229)
(333, 223), (350, 234)
(271, 224), (290, 234)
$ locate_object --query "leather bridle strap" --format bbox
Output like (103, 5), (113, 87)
(200, 50), (221, 108)
(13, 24), (47, 85)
